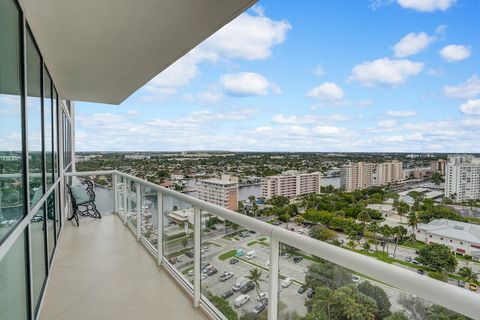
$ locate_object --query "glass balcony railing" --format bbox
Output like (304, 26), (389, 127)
(67, 170), (480, 320)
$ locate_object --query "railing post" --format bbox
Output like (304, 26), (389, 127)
(157, 192), (163, 266)
(122, 179), (127, 225)
(136, 183), (141, 241)
(113, 173), (118, 214)
(268, 237), (279, 320)
(193, 206), (201, 308)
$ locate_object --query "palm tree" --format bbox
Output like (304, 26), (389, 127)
(246, 268), (266, 306)
(368, 221), (379, 252)
(408, 211), (419, 239)
(248, 195), (256, 204)
(314, 286), (338, 319)
(458, 266), (478, 283)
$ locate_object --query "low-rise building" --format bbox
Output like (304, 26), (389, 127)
(197, 174), (238, 211)
(261, 170), (321, 199)
(416, 219), (480, 260)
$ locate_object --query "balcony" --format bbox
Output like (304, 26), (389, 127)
(37, 170), (480, 320)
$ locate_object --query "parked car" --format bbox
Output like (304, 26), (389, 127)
(229, 258), (239, 265)
(388, 254), (394, 259)
(241, 281), (255, 294)
(245, 250), (256, 260)
(207, 266), (217, 276)
(281, 278), (293, 288)
(240, 231), (250, 238)
(469, 283), (478, 292)
(220, 272), (234, 282)
(187, 270), (194, 277)
(293, 256), (303, 263)
(457, 280), (466, 288)
(265, 260), (269, 267)
(404, 256), (412, 262)
(185, 251), (194, 258)
(298, 286), (307, 294)
(281, 253), (291, 259)
(201, 273), (207, 280)
(352, 275), (360, 283)
(417, 269), (425, 275)
(234, 294), (250, 308)
(412, 259), (419, 264)
(306, 288), (314, 298)
(233, 277), (249, 291)
(222, 289), (234, 299)
(272, 221), (282, 226)
(257, 292), (268, 301)
(253, 302), (267, 314)
(297, 229), (304, 234)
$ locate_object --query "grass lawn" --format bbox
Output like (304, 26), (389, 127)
(218, 250), (237, 261)
(401, 240), (426, 250)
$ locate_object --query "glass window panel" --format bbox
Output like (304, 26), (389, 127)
(46, 191), (55, 261)
(53, 90), (58, 180)
(44, 68), (53, 188)
(0, 0), (24, 242)
(27, 29), (44, 207)
(55, 186), (61, 238)
(31, 204), (47, 311)
(0, 230), (29, 320)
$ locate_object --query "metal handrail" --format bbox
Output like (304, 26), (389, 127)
(68, 170), (480, 319)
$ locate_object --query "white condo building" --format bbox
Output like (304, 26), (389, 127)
(261, 170), (321, 199)
(445, 156), (480, 202)
(376, 160), (404, 186)
(340, 162), (375, 191)
(197, 175), (239, 211)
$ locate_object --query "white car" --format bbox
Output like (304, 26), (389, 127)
(352, 275), (360, 283)
(281, 278), (293, 288)
(281, 253), (291, 259)
(234, 294), (250, 308)
(257, 292), (268, 301)
(202, 273), (207, 280)
(265, 260), (269, 267)
(187, 270), (194, 277)
(297, 229), (304, 234)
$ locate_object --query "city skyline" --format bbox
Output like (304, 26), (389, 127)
(72, 0), (479, 152)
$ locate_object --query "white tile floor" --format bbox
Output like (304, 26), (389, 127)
(39, 215), (207, 320)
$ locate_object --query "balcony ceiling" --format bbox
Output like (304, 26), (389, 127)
(19, 0), (256, 104)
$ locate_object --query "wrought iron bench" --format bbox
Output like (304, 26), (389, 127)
(67, 179), (101, 226)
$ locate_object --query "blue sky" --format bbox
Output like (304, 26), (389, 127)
(75, 0), (480, 152)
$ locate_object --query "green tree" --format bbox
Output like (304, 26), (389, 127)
(431, 172), (444, 186)
(304, 261), (351, 290)
(368, 221), (380, 252)
(358, 281), (391, 320)
(246, 268), (266, 306)
(181, 237), (189, 249)
(306, 284), (378, 320)
(209, 296), (238, 320)
(385, 311), (409, 320)
(309, 225), (337, 242)
(417, 243), (458, 272)
(248, 195), (256, 204)
(458, 266), (478, 283)
(398, 293), (430, 320)
(408, 211), (419, 238)
(427, 305), (471, 320)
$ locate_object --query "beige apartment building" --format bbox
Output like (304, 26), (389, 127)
(197, 174), (239, 211)
(340, 162), (375, 191)
(376, 160), (404, 186)
(261, 170), (321, 199)
(431, 159), (447, 175)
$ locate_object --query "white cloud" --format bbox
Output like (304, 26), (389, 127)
(358, 99), (374, 107)
(443, 75), (480, 99)
(377, 119), (397, 128)
(459, 99), (480, 115)
(393, 32), (435, 58)
(440, 45), (471, 62)
(314, 65), (326, 77)
(313, 125), (345, 135)
(349, 58), (424, 87)
(386, 110), (417, 117)
(271, 113), (350, 125)
(142, 10), (290, 100)
(307, 82), (344, 101)
(220, 72), (276, 97)
(397, 0), (456, 12)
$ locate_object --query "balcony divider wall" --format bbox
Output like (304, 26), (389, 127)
(0, 0), (74, 318)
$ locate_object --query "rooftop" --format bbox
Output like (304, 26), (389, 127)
(418, 219), (480, 244)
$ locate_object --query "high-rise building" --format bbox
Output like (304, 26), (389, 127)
(376, 160), (404, 186)
(431, 159), (447, 175)
(197, 175), (239, 211)
(261, 170), (321, 199)
(445, 156), (480, 202)
(340, 162), (375, 191)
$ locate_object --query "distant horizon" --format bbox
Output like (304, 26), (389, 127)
(73, 150), (479, 155)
